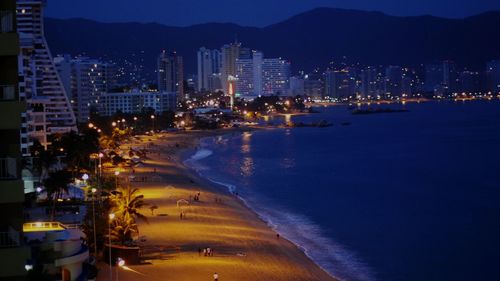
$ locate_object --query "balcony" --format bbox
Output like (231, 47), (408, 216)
(0, 226), (20, 248)
(0, 10), (14, 33)
(0, 85), (15, 101)
(0, 157), (16, 180)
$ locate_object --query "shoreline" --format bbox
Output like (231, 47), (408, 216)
(181, 130), (341, 280)
(98, 128), (337, 281)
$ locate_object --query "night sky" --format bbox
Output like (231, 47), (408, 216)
(45, 0), (500, 27)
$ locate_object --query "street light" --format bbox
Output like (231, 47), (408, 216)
(82, 173), (89, 182)
(112, 121), (117, 127)
(88, 123), (94, 129)
(108, 213), (115, 281)
(116, 257), (125, 281)
(91, 187), (97, 256)
(150, 115), (155, 133)
(114, 171), (120, 189)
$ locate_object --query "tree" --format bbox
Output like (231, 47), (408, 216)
(109, 215), (138, 245)
(110, 185), (148, 224)
(149, 205), (158, 215)
(43, 170), (73, 221)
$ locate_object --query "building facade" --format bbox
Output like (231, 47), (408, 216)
(197, 47), (221, 92)
(99, 90), (177, 116)
(16, 0), (76, 134)
(0, 0), (31, 279)
(54, 55), (118, 123)
(158, 51), (184, 99)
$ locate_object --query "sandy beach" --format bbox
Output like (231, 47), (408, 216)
(97, 129), (337, 281)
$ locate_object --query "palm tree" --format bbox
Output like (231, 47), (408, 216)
(109, 215), (138, 245)
(43, 170), (72, 221)
(110, 185), (148, 224)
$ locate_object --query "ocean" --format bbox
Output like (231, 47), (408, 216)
(184, 100), (500, 281)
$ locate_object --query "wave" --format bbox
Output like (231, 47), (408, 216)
(189, 148), (213, 161)
(184, 146), (376, 281)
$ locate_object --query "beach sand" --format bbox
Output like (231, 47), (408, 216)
(97, 129), (337, 281)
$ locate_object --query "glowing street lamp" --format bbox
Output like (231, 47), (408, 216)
(114, 171), (120, 189)
(112, 122), (117, 127)
(150, 115), (155, 132)
(108, 213), (115, 281)
(117, 257), (125, 280)
(88, 123), (94, 129)
(91, 187), (97, 256)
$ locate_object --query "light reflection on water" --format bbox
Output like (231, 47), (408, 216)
(240, 157), (254, 177)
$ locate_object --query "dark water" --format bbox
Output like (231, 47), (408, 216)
(186, 101), (500, 281)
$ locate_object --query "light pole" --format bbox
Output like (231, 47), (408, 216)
(98, 153), (104, 179)
(150, 115), (155, 133)
(91, 187), (97, 256)
(114, 171), (120, 189)
(108, 213), (115, 281)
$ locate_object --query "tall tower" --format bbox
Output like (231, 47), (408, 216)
(158, 50), (184, 99)
(17, 0), (76, 133)
(0, 0), (31, 278)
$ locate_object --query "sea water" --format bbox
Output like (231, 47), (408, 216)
(185, 101), (500, 281)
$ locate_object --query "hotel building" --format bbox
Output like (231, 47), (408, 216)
(0, 0), (31, 279)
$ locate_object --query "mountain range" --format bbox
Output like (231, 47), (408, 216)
(45, 7), (500, 77)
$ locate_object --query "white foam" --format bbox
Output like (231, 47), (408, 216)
(189, 148), (213, 161)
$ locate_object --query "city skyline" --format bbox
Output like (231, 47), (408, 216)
(44, 0), (500, 27)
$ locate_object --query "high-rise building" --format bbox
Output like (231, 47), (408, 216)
(197, 47), (221, 92)
(360, 67), (378, 98)
(304, 72), (324, 99)
(0, 0), (31, 278)
(158, 51), (184, 99)
(235, 58), (254, 96)
(486, 60), (500, 93)
(54, 55), (118, 123)
(289, 76), (305, 96)
(252, 51), (263, 96)
(385, 65), (403, 96)
(324, 70), (354, 99)
(221, 41), (250, 94)
(262, 58), (290, 96)
(424, 61), (458, 94)
(16, 0), (76, 134)
(234, 51), (290, 97)
(459, 71), (482, 93)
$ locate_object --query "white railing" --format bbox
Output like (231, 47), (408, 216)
(0, 85), (15, 101)
(0, 11), (14, 33)
(0, 158), (16, 179)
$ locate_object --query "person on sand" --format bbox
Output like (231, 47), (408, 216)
(276, 233), (280, 240)
(213, 272), (219, 281)
(203, 248), (207, 256)
(198, 248), (201, 256)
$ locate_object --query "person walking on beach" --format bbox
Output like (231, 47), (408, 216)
(213, 272), (219, 281)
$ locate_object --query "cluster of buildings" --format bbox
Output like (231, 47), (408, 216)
(290, 61), (500, 101)
(197, 42), (291, 99)
(195, 44), (500, 102)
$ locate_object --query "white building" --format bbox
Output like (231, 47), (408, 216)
(16, 0), (77, 134)
(197, 47), (221, 92)
(98, 90), (177, 116)
(235, 51), (291, 97)
(54, 55), (118, 123)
